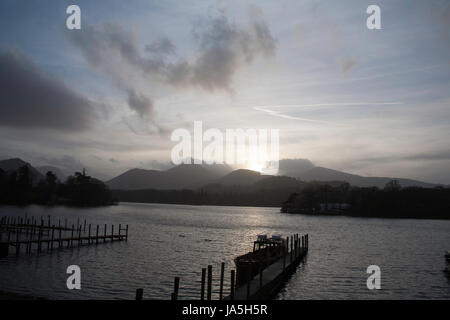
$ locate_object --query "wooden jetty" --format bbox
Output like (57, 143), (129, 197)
(135, 233), (308, 300)
(0, 215), (128, 257)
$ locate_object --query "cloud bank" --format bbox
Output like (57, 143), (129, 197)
(0, 49), (97, 131)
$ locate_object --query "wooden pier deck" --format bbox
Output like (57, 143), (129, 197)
(0, 215), (128, 256)
(225, 234), (308, 300)
(135, 233), (308, 300)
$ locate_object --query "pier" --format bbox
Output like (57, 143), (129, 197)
(135, 233), (308, 300)
(0, 215), (128, 256)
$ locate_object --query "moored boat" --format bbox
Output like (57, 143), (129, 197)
(234, 234), (286, 287)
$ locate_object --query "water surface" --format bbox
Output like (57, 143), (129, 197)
(0, 203), (449, 299)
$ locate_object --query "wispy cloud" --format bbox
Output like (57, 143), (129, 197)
(252, 106), (337, 124)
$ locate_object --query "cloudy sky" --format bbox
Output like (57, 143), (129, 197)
(0, 0), (449, 183)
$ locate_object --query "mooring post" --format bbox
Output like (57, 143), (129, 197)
(136, 288), (143, 300)
(246, 263), (252, 299)
(15, 227), (20, 255)
(291, 236), (294, 263)
(71, 224), (74, 248)
(78, 226), (82, 246)
(172, 277), (180, 300)
(50, 225), (54, 251)
(230, 270), (235, 300)
(96, 225), (99, 244)
(126, 224), (129, 241)
(83, 219), (86, 234)
(104, 224), (107, 242)
(76, 217), (79, 231)
(118, 224), (121, 240)
(88, 224), (91, 244)
(111, 224), (114, 240)
(47, 226), (51, 250)
(200, 268), (206, 300)
(207, 265), (212, 300)
(58, 227), (62, 248)
(219, 262), (225, 300)
(37, 223), (43, 253)
(283, 237), (287, 270)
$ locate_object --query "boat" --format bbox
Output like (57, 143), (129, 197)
(234, 234), (286, 287)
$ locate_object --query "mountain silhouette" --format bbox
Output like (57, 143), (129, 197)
(296, 166), (437, 188)
(106, 163), (229, 190)
(107, 161), (438, 190)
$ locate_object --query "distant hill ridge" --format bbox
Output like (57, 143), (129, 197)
(105, 162), (438, 190)
(0, 157), (439, 190)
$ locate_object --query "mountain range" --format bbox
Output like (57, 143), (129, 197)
(105, 159), (438, 190)
(0, 157), (440, 190)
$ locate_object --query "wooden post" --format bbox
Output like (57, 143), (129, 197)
(77, 217), (79, 231)
(126, 224), (129, 240)
(219, 262), (225, 300)
(230, 270), (235, 300)
(172, 277), (180, 300)
(104, 224), (107, 242)
(96, 225), (99, 244)
(71, 225), (74, 247)
(16, 226), (20, 255)
(283, 237), (287, 270)
(118, 224), (121, 240)
(58, 226), (62, 248)
(88, 224), (91, 244)
(200, 268), (206, 300)
(246, 263), (252, 299)
(83, 219), (86, 234)
(51, 225), (55, 251)
(286, 236), (289, 265)
(78, 226), (82, 246)
(136, 288), (143, 300)
(37, 224), (42, 253)
(111, 224), (114, 240)
(207, 265), (212, 300)
(291, 236), (294, 263)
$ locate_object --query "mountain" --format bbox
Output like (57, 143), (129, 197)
(36, 166), (67, 182)
(213, 169), (266, 186)
(106, 164), (225, 190)
(296, 166), (437, 188)
(0, 158), (44, 185)
(278, 159), (315, 176)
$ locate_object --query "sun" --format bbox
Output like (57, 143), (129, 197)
(247, 161), (263, 173)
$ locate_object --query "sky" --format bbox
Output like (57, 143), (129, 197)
(0, 0), (449, 183)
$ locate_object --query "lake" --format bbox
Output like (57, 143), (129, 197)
(0, 202), (449, 299)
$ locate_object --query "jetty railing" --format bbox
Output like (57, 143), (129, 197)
(135, 233), (308, 300)
(0, 215), (128, 256)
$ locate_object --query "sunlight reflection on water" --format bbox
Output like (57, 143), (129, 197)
(0, 203), (449, 299)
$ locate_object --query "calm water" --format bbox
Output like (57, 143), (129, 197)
(0, 203), (449, 300)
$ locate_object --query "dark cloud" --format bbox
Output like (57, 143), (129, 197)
(126, 89), (154, 118)
(168, 13), (276, 91)
(0, 49), (96, 131)
(145, 37), (176, 56)
(67, 9), (277, 101)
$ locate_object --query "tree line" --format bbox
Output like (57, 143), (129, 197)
(281, 180), (450, 219)
(0, 165), (115, 207)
